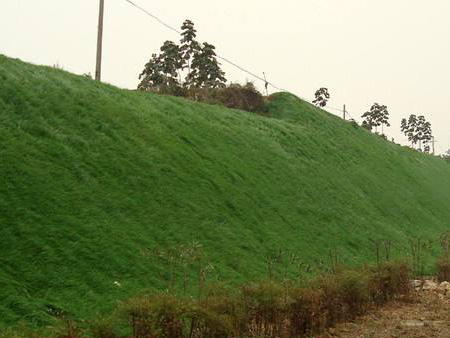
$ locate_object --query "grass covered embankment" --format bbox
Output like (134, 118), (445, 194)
(1, 55), (450, 327)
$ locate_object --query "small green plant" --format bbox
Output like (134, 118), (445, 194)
(383, 239), (392, 262)
(370, 239), (382, 266)
(439, 231), (450, 256)
(153, 246), (180, 293)
(409, 238), (432, 278)
(328, 248), (341, 274)
(370, 239), (393, 266)
(264, 248), (284, 280)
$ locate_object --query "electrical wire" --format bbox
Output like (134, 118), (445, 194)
(122, 0), (288, 92)
(122, 0), (362, 123)
(123, 0), (181, 35)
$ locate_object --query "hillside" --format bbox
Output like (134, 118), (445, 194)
(1, 55), (450, 328)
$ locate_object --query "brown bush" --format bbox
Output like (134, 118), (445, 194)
(184, 305), (235, 338)
(184, 83), (268, 115)
(316, 275), (342, 327)
(287, 286), (322, 336)
(368, 261), (411, 305)
(99, 262), (412, 338)
(175, 283), (245, 338)
(436, 256), (450, 282)
(241, 280), (287, 337)
(20, 262), (413, 338)
(141, 84), (187, 98)
(141, 82), (268, 115)
(91, 318), (121, 338)
(208, 83), (268, 114)
(334, 270), (369, 320)
(123, 293), (188, 338)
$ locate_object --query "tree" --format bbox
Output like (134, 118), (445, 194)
(180, 19), (200, 79)
(138, 53), (165, 91)
(138, 41), (182, 91)
(361, 116), (375, 131)
(361, 103), (389, 133)
(400, 114), (432, 152)
(159, 40), (183, 86)
(187, 42), (226, 88)
(401, 116), (415, 147)
(378, 104), (390, 134)
(138, 20), (226, 92)
(416, 116), (432, 152)
(312, 88), (330, 107)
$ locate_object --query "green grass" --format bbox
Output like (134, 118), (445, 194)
(1, 54), (450, 329)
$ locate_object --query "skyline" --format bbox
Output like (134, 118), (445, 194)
(1, 0), (449, 153)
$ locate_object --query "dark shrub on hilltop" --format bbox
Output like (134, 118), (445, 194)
(147, 82), (268, 115)
(188, 82), (268, 115)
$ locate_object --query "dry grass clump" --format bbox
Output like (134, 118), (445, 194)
(186, 82), (268, 115)
(152, 82), (268, 115)
(436, 257), (450, 282)
(368, 261), (411, 305)
(17, 262), (412, 338)
(110, 262), (410, 338)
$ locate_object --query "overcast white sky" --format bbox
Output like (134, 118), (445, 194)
(1, 0), (449, 153)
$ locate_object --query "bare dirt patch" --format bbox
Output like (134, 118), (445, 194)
(317, 292), (450, 338)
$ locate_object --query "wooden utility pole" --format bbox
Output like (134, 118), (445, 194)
(432, 136), (436, 155)
(95, 0), (105, 81)
(263, 72), (269, 96)
(343, 104), (346, 120)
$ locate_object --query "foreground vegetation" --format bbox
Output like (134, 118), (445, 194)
(5, 250), (450, 337)
(3, 261), (412, 338)
(1, 55), (450, 329)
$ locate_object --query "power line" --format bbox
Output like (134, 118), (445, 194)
(216, 55), (286, 92)
(121, 0), (362, 123)
(124, 0), (181, 35)
(122, 0), (287, 92)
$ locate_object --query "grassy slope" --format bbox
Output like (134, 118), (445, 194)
(1, 55), (450, 327)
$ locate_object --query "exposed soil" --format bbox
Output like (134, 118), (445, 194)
(317, 291), (450, 338)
